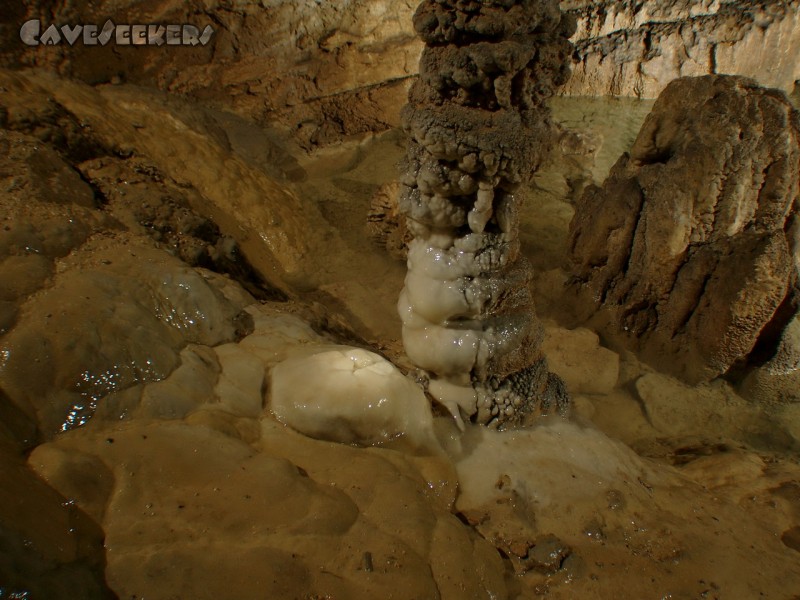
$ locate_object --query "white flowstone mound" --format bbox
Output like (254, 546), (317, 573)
(270, 345), (438, 450)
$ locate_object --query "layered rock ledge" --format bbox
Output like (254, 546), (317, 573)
(563, 0), (800, 99)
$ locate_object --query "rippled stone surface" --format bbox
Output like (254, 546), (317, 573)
(569, 75), (800, 388)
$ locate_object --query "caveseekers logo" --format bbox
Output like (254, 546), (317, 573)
(20, 19), (215, 47)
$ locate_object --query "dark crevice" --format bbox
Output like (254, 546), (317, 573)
(2, 98), (114, 165)
(209, 246), (289, 303)
(669, 442), (730, 467)
(671, 269), (714, 338)
(620, 298), (659, 335)
(709, 43), (717, 74)
(642, 29), (653, 56)
(74, 167), (111, 207)
(744, 285), (799, 369)
(454, 511), (473, 527)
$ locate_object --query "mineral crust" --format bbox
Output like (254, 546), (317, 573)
(398, 0), (575, 428)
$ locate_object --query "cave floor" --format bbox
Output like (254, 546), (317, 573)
(1, 71), (799, 599)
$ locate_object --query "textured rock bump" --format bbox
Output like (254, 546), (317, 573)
(569, 75), (800, 385)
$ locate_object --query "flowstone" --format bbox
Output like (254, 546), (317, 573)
(397, 0), (575, 428)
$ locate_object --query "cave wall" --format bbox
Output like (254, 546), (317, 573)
(1, 0), (798, 148)
(564, 0), (800, 99)
(1, 0), (422, 149)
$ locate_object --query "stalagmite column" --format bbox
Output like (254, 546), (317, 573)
(398, 0), (575, 428)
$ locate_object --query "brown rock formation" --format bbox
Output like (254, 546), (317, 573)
(1, 0), (422, 148)
(0, 68), (338, 294)
(398, 0), (574, 428)
(367, 180), (411, 260)
(2, 1), (798, 148)
(562, 0), (800, 99)
(569, 75), (800, 385)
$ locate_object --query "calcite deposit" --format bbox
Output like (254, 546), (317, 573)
(397, 0), (574, 428)
(569, 75), (800, 388)
(270, 344), (439, 450)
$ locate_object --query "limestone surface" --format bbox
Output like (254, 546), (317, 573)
(4, 0), (798, 149)
(2, 58), (800, 600)
(569, 75), (800, 385)
(563, 0), (800, 99)
(541, 323), (620, 395)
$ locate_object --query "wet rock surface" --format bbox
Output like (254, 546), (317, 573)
(27, 307), (507, 600)
(569, 75), (800, 386)
(0, 77), (799, 597)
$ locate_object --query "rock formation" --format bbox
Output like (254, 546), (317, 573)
(4, 1), (797, 149)
(367, 180), (411, 261)
(563, 0), (800, 99)
(397, 0), (574, 428)
(1, 0), (423, 149)
(569, 75), (800, 386)
(3, 13), (800, 599)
